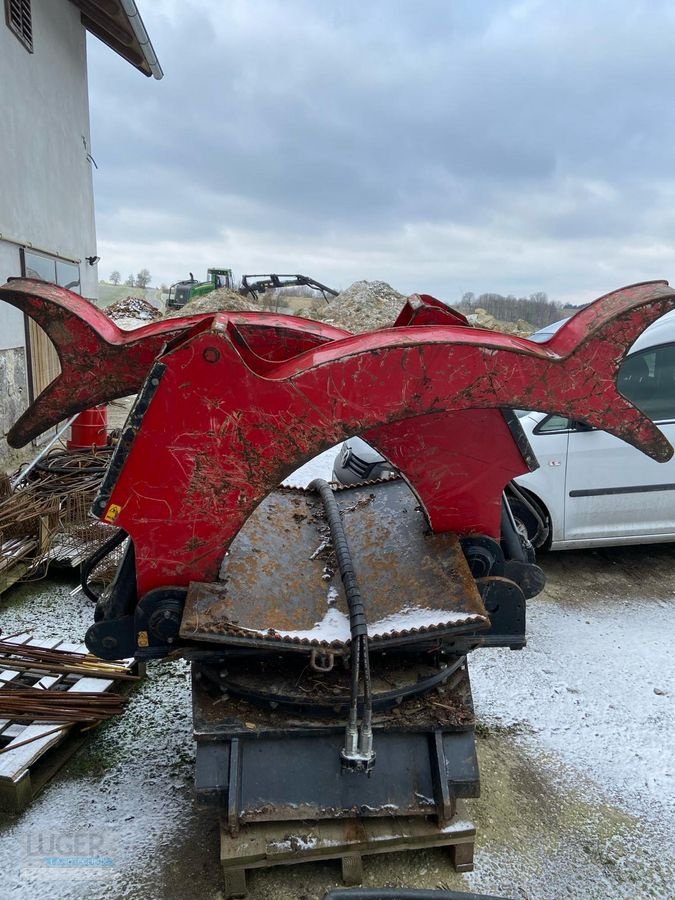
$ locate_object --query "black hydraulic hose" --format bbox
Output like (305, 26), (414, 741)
(507, 481), (548, 546)
(349, 635), (361, 732)
(360, 633), (373, 733)
(308, 479), (368, 640)
(80, 528), (127, 603)
(500, 497), (527, 562)
(309, 478), (373, 763)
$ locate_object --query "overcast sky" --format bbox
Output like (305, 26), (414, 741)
(86, 0), (675, 305)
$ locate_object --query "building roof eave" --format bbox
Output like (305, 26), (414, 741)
(69, 0), (163, 79)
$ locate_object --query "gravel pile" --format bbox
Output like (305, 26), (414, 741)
(163, 287), (260, 319)
(313, 281), (535, 335)
(106, 296), (162, 323)
(468, 308), (534, 336)
(158, 279), (535, 338)
(317, 280), (407, 332)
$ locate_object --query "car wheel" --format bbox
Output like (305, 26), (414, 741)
(508, 497), (549, 550)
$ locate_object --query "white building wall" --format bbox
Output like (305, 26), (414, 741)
(0, 0), (99, 459)
(0, 0), (98, 303)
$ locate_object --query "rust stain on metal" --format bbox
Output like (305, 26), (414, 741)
(180, 480), (488, 650)
(0, 278), (348, 447)
(3, 278), (675, 600)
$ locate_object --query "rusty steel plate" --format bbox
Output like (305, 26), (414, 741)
(180, 480), (489, 650)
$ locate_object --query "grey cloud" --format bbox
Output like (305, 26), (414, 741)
(87, 0), (675, 296)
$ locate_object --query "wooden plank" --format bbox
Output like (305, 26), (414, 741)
(0, 541), (38, 596)
(221, 811), (475, 875)
(0, 562), (30, 596)
(0, 673), (24, 741)
(449, 839), (474, 872)
(27, 319), (61, 403)
(26, 637), (64, 650)
(221, 866), (247, 899)
(0, 539), (37, 567)
(0, 676), (62, 780)
(0, 633), (112, 782)
(0, 636), (137, 812)
(0, 724), (25, 740)
(54, 642), (88, 653)
(0, 675), (114, 779)
(317, 818), (369, 853)
(0, 635), (33, 702)
(221, 825), (268, 864)
(65, 675), (115, 693)
(363, 814), (474, 851)
(341, 852), (363, 885)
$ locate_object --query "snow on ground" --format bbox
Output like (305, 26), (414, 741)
(1, 544), (674, 897)
(470, 591), (675, 837)
(2, 444), (673, 897)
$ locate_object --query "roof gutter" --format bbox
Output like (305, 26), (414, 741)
(119, 0), (163, 80)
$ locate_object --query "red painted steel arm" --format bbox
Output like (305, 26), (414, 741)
(393, 294), (470, 328)
(365, 296), (527, 534)
(92, 281), (675, 596)
(0, 279), (349, 447)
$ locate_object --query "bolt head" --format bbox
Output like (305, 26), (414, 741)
(203, 347), (221, 363)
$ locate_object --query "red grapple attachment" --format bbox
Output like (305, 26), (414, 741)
(79, 280), (675, 597)
(2, 276), (674, 601)
(0, 278), (349, 447)
(6, 276), (671, 833)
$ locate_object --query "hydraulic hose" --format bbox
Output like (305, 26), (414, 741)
(309, 479), (367, 639)
(309, 478), (375, 771)
(500, 497), (528, 562)
(506, 481), (549, 547)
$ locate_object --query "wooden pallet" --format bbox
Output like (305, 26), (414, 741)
(0, 539), (38, 595)
(220, 810), (475, 899)
(0, 633), (138, 812)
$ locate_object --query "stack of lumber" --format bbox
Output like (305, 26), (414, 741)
(0, 633), (138, 811)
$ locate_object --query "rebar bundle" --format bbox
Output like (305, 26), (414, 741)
(0, 687), (126, 723)
(0, 640), (138, 681)
(0, 447), (118, 583)
(0, 639), (133, 731)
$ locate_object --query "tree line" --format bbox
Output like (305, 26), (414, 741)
(108, 269), (152, 289)
(459, 291), (563, 328)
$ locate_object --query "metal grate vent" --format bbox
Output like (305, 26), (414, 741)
(6, 0), (32, 52)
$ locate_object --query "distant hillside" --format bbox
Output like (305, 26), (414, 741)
(97, 282), (163, 310)
(459, 291), (562, 329)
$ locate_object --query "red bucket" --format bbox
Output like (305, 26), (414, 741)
(67, 405), (108, 450)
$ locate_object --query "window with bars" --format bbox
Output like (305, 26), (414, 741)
(5, 0), (33, 52)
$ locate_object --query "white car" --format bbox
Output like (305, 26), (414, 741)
(334, 309), (675, 550)
(512, 309), (675, 549)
